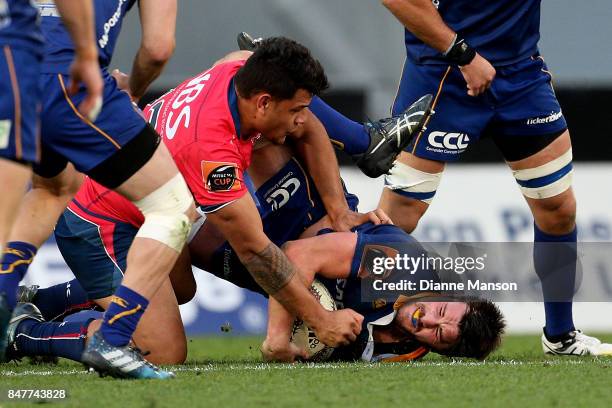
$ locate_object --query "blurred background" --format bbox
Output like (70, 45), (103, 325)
(28, 0), (612, 335)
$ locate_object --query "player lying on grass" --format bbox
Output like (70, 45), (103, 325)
(186, 152), (505, 361)
(260, 228), (506, 362)
(5, 137), (503, 365)
(194, 218), (506, 362)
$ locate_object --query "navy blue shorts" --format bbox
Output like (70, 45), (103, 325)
(393, 55), (568, 162)
(0, 45), (41, 164)
(35, 69), (146, 176)
(54, 207), (137, 299)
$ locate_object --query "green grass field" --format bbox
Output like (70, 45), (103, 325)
(1, 334), (612, 408)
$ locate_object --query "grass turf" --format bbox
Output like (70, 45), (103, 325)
(1, 334), (612, 408)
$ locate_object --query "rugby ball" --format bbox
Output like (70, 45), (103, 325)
(290, 280), (337, 362)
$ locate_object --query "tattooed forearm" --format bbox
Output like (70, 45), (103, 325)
(244, 243), (297, 295)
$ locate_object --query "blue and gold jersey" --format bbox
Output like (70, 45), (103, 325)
(0, 0), (43, 54)
(38, 0), (137, 73)
(248, 157), (358, 247)
(319, 223), (437, 361)
(405, 0), (540, 66)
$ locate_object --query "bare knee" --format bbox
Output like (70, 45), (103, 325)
(158, 342), (187, 365)
(531, 191), (576, 234)
(32, 165), (82, 198)
(394, 207), (426, 233)
(145, 341), (187, 365)
(379, 189), (428, 233)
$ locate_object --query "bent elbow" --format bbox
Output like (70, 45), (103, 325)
(141, 39), (175, 66)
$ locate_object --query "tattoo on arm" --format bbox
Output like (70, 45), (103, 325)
(244, 243), (297, 295)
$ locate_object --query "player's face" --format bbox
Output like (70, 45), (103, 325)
(397, 301), (468, 351)
(259, 89), (312, 144)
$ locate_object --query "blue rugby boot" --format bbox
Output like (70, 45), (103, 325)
(82, 331), (175, 379)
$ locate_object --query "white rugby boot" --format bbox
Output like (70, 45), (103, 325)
(542, 329), (612, 356)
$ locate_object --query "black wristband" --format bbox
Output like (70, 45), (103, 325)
(444, 37), (476, 66)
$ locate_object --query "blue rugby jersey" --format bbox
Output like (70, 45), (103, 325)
(404, 0), (541, 66)
(318, 223), (438, 361)
(248, 158), (358, 247)
(38, 0), (137, 73)
(0, 0), (43, 54)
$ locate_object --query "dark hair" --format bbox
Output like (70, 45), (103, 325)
(234, 37), (329, 100)
(440, 297), (505, 360)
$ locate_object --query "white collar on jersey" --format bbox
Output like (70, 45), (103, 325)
(360, 311), (397, 362)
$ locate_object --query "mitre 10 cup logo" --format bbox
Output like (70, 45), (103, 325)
(202, 161), (241, 192)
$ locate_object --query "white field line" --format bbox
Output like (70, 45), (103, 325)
(0, 358), (607, 377)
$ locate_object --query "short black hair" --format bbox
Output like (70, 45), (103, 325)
(440, 297), (505, 360)
(234, 37), (329, 100)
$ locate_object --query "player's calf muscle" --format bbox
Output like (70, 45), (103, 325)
(169, 248), (197, 304)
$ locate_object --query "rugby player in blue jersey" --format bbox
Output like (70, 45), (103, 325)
(188, 143), (504, 363)
(0, 0), (102, 362)
(260, 226), (505, 363)
(295, 1), (612, 356)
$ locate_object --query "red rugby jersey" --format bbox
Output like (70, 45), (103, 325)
(69, 59), (258, 225)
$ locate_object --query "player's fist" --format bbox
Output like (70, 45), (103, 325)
(260, 338), (308, 363)
(459, 53), (496, 97)
(313, 309), (364, 347)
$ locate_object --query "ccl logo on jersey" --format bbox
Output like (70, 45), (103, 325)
(202, 161), (241, 192)
(427, 131), (470, 153)
(265, 177), (301, 211)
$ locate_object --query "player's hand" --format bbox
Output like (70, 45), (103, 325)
(67, 50), (103, 122)
(260, 338), (308, 363)
(329, 209), (392, 232)
(459, 53), (496, 97)
(367, 208), (394, 225)
(312, 309), (363, 347)
(111, 69), (135, 101)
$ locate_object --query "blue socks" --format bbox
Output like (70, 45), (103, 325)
(534, 223), (577, 338)
(309, 96), (370, 155)
(0, 241), (37, 309)
(15, 317), (94, 362)
(32, 279), (95, 321)
(100, 285), (149, 347)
